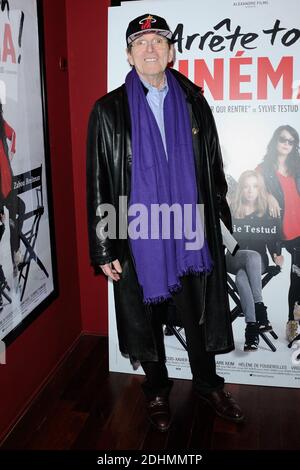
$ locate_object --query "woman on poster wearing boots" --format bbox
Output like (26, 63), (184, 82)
(0, 102), (25, 276)
(258, 125), (300, 343)
(226, 170), (283, 351)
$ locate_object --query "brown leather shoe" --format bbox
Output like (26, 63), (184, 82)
(197, 389), (245, 423)
(146, 396), (171, 432)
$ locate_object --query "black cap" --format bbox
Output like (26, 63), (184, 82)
(126, 14), (173, 46)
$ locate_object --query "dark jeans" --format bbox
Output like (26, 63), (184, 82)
(3, 191), (25, 262)
(284, 237), (300, 321)
(141, 275), (224, 398)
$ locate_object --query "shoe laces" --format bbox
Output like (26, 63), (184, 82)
(245, 323), (259, 344)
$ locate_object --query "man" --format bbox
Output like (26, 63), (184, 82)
(87, 13), (244, 432)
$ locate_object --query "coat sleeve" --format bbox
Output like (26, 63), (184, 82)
(86, 101), (117, 268)
(202, 97), (232, 232)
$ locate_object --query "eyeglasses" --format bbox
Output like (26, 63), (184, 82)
(131, 37), (168, 49)
(278, 136), (295, 146)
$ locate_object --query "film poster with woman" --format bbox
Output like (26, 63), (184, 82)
(177, 0), (300, 388)
(106, 0), (300, 387)
(0, 1), (55, 342)
(205, 0), (300, 388)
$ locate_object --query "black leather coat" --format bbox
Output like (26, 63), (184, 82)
(87, 69), (234, 360)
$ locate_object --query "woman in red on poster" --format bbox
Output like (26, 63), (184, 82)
(258, 125), (300, 343)
(0, 101), (25, 276)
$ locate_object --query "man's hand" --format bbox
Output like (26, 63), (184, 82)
(100, 259), (122, 281)
(267, 194), (281, 218)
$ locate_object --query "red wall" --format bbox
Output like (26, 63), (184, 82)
(65, 0), (110, 336)
(0, 0), (110, 442)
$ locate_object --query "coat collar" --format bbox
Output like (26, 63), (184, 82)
(169, 68), (203, 101)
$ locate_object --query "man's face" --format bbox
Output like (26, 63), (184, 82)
(127, 33), (174, 83)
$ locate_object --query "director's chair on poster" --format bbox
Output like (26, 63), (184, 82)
(13, 166), (49, 301)
(0, 223), (12, 309)
(227, 265), (280, 352)
(164, 266), (281, 353)
(164, 299), (187, 349)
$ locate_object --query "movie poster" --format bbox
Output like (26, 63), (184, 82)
(0, 0), (56, 344)
(108, 0), (300, 387)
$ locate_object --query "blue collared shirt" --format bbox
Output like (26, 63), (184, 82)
(140, 76), (169, 158)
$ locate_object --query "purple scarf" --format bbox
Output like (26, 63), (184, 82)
(125, 68), (212, 304)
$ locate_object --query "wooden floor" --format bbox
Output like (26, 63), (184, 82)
(1, 334), (300, 451)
